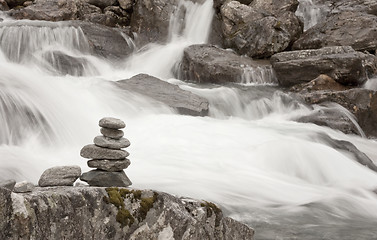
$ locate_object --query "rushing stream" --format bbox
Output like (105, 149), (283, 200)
(1, 1), (377, 239)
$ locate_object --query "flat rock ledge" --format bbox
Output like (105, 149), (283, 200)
(0, 186), (254, 240)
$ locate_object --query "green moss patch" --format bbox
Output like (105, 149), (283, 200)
(104, 188), (158, 227)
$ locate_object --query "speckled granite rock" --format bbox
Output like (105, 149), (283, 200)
(0, 186), (254, 240)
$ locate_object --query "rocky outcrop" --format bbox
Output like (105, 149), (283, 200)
(219, 0), (302, 58)
(294, 88), (377, 138)
(0, 186), (254, 239)
(271, 46), (377, 87)
(116, 74), (209, 116)
(293, 11), (377, 53)
(179, 44), (276, 84)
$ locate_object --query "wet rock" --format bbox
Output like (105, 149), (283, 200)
(0, 186), (254, 239)
(38, 166), (81, 187)
(14, 181), (35, 193)
(333, 0), (377, 16)
(250, 0), (299, 14)
(87, 159), (131, 171)
(130, 0), (178, 45)
(271, 46), (377, 87)
(81, 144), (129, 159)
(179, 44), (275, 84)
(94, 136), (130, 149)
(80, 170), (132, 187)
(100, 128), (124, 139)
(99, 117), (126, 129)
(5, 0), (27, 8)
(118, 0), (133, 10)
(290, 75), (350, 93)
(220, 0), (302, 58)
(0, 0), (9, 11)
(0, 179), (16, 191)
(295, 88), (377, 138)
(293, 11), (377, 53)
(116, 74), (210, 116)
(85, 0), (117, 9)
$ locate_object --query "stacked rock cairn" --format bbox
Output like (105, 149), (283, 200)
(80, 117), (132, 187)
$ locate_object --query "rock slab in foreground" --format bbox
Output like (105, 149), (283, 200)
(116, 74), (210, 116)
(0, 186), (254, 239)
(80, 170), (132, 187)
(38, 166), (81, 187)
(271, 46), (377, 87)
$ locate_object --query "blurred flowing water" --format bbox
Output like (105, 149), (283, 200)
(1, 1), (377, 239)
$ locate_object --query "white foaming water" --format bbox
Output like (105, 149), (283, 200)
(1, 1), (377, 239)
(241, 65), (278, 86)
(296, 0), (327, 31)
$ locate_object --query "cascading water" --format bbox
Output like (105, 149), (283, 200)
(1, 1), (377, 239)
(296, 0), (329, 31)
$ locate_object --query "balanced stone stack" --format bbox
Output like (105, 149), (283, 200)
(80, 117), (132, 187)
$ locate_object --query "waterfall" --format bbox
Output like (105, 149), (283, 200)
(296, 0), (329, 31)
(1, 1), (377, 239)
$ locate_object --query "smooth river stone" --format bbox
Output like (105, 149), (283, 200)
(93, 136), (130, 149)
(87, 159), (131, 172)
(100, 127), (124, 139)
(99, 117), (126, 129)
(38, 166), (81, 187)
(0, 179), (16, 191)
(80, 144), (129, 160)
(14, 181), (35, 193)
(80, 170), (132, 187)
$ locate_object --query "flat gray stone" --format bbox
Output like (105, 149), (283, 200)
(99, 117), (126, 129)
(87, 159), (131, 171)
(14, 181), (35, 193)
(80, 144), (129, 160)
(93, 136), (130, 149)
(0, 179), (16, 191)
(38, 166), (81, 187)
(100, 127), (124, 139)
(80, 170), (132, 187)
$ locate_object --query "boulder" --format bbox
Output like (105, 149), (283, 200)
(85, 0), (117, 9)
(100, 128), (124, 139)
(94, 136), (130, 149)
(220, 0), (302, 58)
(178, 44), (276, 84)
(81, 144), (129, 159)
(295, 88), (377, 138)
(0, 0), (9, 11)
(290, 75), (350, 93)
(80, 170), (132, 187)
(250, 0), (299, 14)
(130, 0), (178, 45)
(332, 0), (377, 17)
(99, 117), (126, 129)
(118, 0), (133, 10)
(116, 74), (210, 116)
(0, 179), (16, 191)
(87, 159), (131, 171)
(270, 46), (377, 87)
(293, 11), (377, 53)
(14, 181), (35, 193)
(0, 186), (254, 239)
(38, 166), (81, 187)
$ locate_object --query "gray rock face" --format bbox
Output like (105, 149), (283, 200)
(88, 159), (131, 171)
(130, 0), (177, 45)
(270, 46), (377, 87)
(179, 44), (276, 84)
(14, 181), (35, 193)
(220, 0), (302, 58)
(293, 11), (377, 52)
(99, 117), (126, 129)
(294, 88), (377, 138)
(100, 128), (124, 139)
(94, 135), (130, 149)
(38, 166), (81, 187)
(81, 144), (129, 159)
(0, 179), (16, 191)
(116, 74), (210, 116)
(80, 170), (132, 187)
(85, 0), (117, 9)
(0, 186), (254, 239)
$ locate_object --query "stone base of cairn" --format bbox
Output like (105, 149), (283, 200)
(80, 117), (132, 187)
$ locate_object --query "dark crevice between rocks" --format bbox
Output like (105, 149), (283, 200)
(201, 201), (222, 227)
